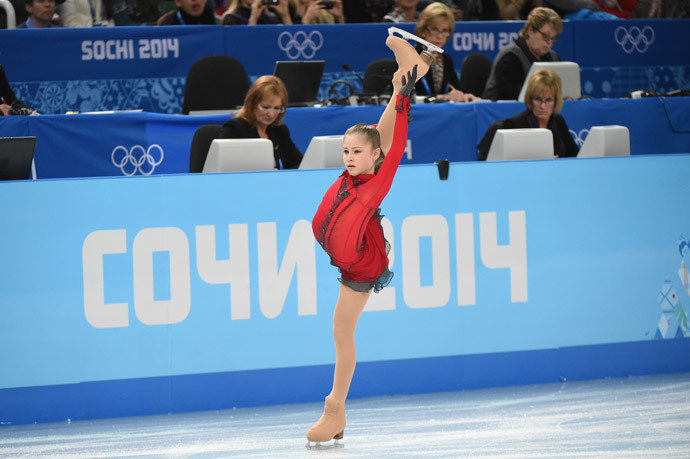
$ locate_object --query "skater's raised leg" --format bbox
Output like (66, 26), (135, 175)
(376, 32), (433, 152)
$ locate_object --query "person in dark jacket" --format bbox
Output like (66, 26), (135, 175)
(156, 0), (216, 24)
(0, 65), (35, 116)
(483, 7), (562, 101)
(217, 76), (303, 169)
(478, 68), (579, 160)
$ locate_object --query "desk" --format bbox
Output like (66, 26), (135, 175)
(1, 97), (688, 179)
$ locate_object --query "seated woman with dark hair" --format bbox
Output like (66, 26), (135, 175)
(157, 0), (216, 24)
(217, 75), (303, 169)
(221, 0), (300, 24)
(478, 69), (579, 161)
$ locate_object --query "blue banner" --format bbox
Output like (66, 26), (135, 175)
(1, 154), (689, 393)
(1, 97), (688, 179)
(573, 19), (690, 67)
(1, 20), (686, 113)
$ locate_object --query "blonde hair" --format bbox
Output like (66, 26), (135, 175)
(519, 7), (562, 39)
(237, 75), (288, 127)
(221, 0), (240, 23)
(524, 69), (563, 112)
(344, 124), (385, 173)
(415, 2), (455, 37)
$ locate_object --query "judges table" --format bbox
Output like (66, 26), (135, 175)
(1, 97), (689, 179)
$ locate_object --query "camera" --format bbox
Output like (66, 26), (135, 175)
(319, 0), (335, 8)
(261, 0), (279, 5)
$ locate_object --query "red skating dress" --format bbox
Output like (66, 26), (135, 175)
(312, 95), (410, 292)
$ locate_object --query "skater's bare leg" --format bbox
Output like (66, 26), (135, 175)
(329, 284), (370, 401)
(377, 35), (432, 152)
(307, 284), (370, 443)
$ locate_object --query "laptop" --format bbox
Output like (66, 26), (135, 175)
(518, 61), (582, 102)
(273, 60), (326, 107)
(0, 136), (36, 181)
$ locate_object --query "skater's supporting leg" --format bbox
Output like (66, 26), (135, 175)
(330, 284), (371, 402)
(307, 284), (370, 443)
(376, 35), (432, 152)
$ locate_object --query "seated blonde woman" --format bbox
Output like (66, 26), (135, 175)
(413, 2), (480, 103)
(478, 69), (579, 160)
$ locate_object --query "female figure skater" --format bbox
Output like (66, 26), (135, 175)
(306, 28), (437, 449)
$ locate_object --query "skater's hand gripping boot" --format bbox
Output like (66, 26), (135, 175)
(399, 65), (418, 97)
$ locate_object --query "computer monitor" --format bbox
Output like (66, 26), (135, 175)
(299, 135), (344, 170)
(202, 138), (275, 172)
(577, 125), (631, 158)
(273, 60), (326, 107)
(518, 61), (582, 102)
(0, 136), (36, 181)
(486, 128), (554, 161)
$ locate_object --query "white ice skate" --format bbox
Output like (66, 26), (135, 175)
(387, 26), (445, 55)
(305, 439), (345, 450)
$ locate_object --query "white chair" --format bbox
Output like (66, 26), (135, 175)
(486, 128), (554, 161)
(0, 0), (16, 28)
(577, 125), (630, 158)
(518, 62), (582, 102)
(202, 139), (275, 173)
(299, 135), (344, 170)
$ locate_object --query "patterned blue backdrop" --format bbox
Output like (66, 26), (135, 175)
(1, 20), (688, 115)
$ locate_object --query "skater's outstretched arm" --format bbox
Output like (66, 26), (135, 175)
(358, 67), (416, 208)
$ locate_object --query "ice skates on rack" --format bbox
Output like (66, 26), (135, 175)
(305, 396), (346, 450)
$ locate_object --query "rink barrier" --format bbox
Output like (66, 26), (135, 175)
(1, 154), (690, 425)
(2, 339), (689, 425)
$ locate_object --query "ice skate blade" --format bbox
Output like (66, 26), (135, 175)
(387, 26), (444, 54)
(305, 439), (344, 450)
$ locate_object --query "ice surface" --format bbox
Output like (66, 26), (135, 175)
(1, 372), (689, 458)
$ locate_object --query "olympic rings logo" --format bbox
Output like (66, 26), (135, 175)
(570, 128), (588, 148)
(614, 26), (655, 54)
(111, 144), (164, 176)
(278, 30), (323, 60)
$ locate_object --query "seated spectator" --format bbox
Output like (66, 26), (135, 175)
(648, 0), (690, 17)
(478, 69), (578, 160)
(543, 0), (599, 17)
(341, 0), (391, 22)
(382, 0), (419, 22)
(158, 0), (216, 24)
(594, 0), (636, 17)
(482, 6), (562, 100)
(414, 2), (480, 102)
(418, 0), (465, 20)
(217, 76), (303, 169)
(1, 64), (37, 115)
(17, 0), (61, 27)
(293, 0), (344, 23)
(221, 0), (300, 24)
(495, 0), (543, 19)
(57, 0), (93, 26)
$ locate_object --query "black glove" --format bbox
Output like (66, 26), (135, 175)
(398, 65), (417, 97)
